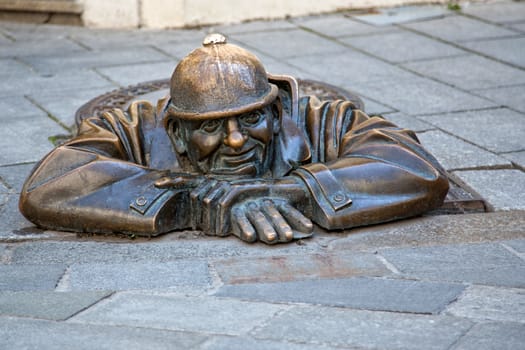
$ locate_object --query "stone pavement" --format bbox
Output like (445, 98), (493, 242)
(1, 1), (524, 349)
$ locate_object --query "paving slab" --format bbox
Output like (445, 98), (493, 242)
(451, 322), (525, 350)
(352, 5), (449, 26)
(253, 305), (473, 350)
(0, 264), (66, 291)
(0, 163), (36, 192)
(329, 212), (525, 251)
(152, 39), (207, 60)
(473, 84), (525, 113)
(68, 260), (211, 291)
(0, 317), (207, 350)
(418, 108), (525, 153)
(380, 242), (525, 287)
(201, 336), (337, 350)
(0, 57), (34, 78)
(72, 293), (288, 336)
(0, 96), (47, 120)
(20, 46), (172, 74)
(294, 14), (388, 37)
(446, 285), (525, 323)
(350, 76), (496, 115)
(96, 60), (178, 87)
(212, 251), (389, 284)
(403, 15), (519, 42)
(287, 48), (414, 87)
(360, 96), (396, 115)
(0, 37), (86, 58)
(69, 28), (206, 51)
(382, 113), (435, 132)
(462, 1), (525, 24)
(28, 87), (114, 126)
(0, 115), (65, 166)
(462, 36), (525, 69)
(0, 194), (45, 241)
(342, 29), (466, 63)
(215, 277), (465, 314)
(402, 54), (525, 90)
(213, 19), (297, 35)
(8, 239), (322, 265)
(232, 29), (347, 59)
(507, 21), (525, 33)
(453, 169), (525, 211)
(417, 130), (511, 170)
(503, 238), (525, 254)
(0, 291), (112, 320)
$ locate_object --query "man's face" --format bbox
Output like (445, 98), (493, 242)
(174, 104), (278, 177)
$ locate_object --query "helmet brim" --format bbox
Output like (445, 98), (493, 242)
(167, 84), (278, 120)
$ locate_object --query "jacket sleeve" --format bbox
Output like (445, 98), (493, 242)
(19, 102), (190, 235)
(292, 96), (449, 230)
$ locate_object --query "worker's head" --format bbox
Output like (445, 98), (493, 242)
(165, 34), (280, 177)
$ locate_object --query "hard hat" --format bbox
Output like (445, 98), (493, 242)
(168, 33), (278, 120)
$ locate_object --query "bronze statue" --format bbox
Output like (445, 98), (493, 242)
(19, 33), (449, 244)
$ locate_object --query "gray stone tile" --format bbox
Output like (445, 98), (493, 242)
(10, 239), (321, 265)
(503, 239), (525, 253)
(507, 21), (525, 33)
(287, 48), (414, 87)
(0, 193), (42, 241)
(254, 305), (473, 350)
(72, 293), (287, 335)
(351, 76), (496, 115)
(381, 242), (525, 287)
(0, 58), (34, 78)
(21, 46), (171, 74)
(28, 87), (113, 126)
(0, 163), (36, 192)
(446, 285), (525, 323)
(0, 22), (84, 41)
(213, 252), (389, 284)
(384, 112), (435, 132)
(0, 37), (86, 58)
(353, 5), (450, 26)
(403, 15), (519, 42)
(215, 277), (465, 314)
(417, 130), (511, 170)
(70, 28), (206, 51)
(0, 317), (207, 350)
(360, 96), (396, 115)
(463, 37), (525, 69)
(202, 336), (336, 350)
(96, 60), (177, 87)
(152, 39), (201, 59)
(474, 84), (525, 113)
(452, 322), (525, 350)
(213, 19), (297, 35)
(294, 14), (388, 37)
(232, 29), (347, 59)
(68, 260), (211, 291)
(419, 108), (525, 153)
(342, 30), (466, 63)
(0, 68), (114, 97)
(0, 96), (46, 120)
(402, 54), (525, 90)
(453, 169), (525, 211)
(0, 115), (65, 166)
(0, 265), (65, 291)
(0, 291), (111, 320)
(462, 1), (525, 24)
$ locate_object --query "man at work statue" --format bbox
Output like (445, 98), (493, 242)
(20, 34), (449, 244)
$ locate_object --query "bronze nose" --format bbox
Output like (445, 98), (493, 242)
(224, 118), (248, 149)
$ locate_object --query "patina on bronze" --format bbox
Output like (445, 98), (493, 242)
(19, 33), (449, 244)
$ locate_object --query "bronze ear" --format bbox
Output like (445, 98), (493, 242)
(167, 118), (187, 154)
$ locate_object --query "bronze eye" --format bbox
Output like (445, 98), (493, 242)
(200, 119), (223, 134)
(240, 112), (262, 126)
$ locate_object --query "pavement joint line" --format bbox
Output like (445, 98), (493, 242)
(247, 306), (291, 337)
(375, 253), (401, 274)
(446, 321), (477, 350)
(500, 242), (525, 262)
(91, 67), (124, 88)
(447, 164), (520, 173)
(65, 35), (93, 51)
(149, 44), (180, 60)
(54, 266), (71, 291)
(0, 244), (14, 264)
(23, 95), (73, 133)
(205, 261), (224, 295)
(398, 19), (525, 73)
(457, 10), (525, 33)
(393, 52), (471, 65)
(62, 291), (117, 321)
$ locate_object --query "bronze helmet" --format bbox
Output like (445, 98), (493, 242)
(168, 33), (278, 120)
